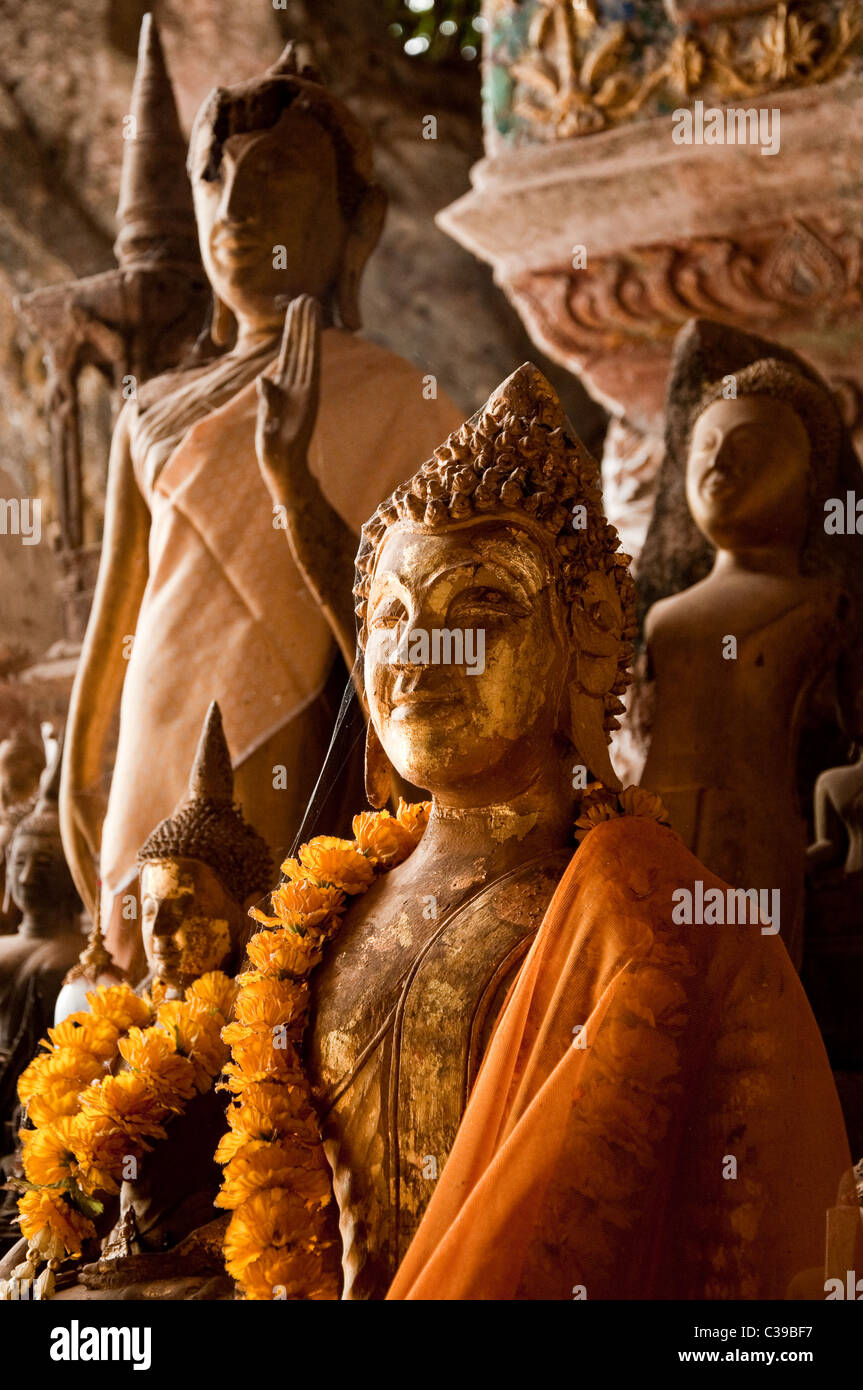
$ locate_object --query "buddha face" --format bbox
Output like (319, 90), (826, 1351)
(364, 522), (570, 803)
(140, 858), (243, 992)
(687, 396), (811, 553)
(190, 107), (349, 330)
(7, 829), (78, 923)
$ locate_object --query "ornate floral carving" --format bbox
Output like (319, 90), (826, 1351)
(510, 216), (862, 350)
(495, 1), (863, 141)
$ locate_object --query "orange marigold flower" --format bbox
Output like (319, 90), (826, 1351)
(85, 983), (152, 1032)
(216, 1142), (331, 1211)
(619, 785), (671, 827)
(46, 1015), (120, 1062)
(184, 971), (237, 1020)
(70, 1112), (138, 1195)
(118, 1027), (197, 1108)
(223, 1188), (322, 1278)
(225, 1083), (318, 1141)
(220, 1030), (304, 1091)
(18, 1189), (94, 1259)
(395, 798), (431, 841)
(78, 1071), (168, 1143)
(155, 1001), (226, 1087)
(245, 929), (324, 978)
(260, 877), (345, 930)
(240, 1244), (340, 1300)
(352, 810), (415, 868)
(296, 837), (374, 895)
(233, 976), (308, 1030)
(20, 1118), (78, 1187)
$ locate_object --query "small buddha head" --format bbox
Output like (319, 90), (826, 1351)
(4, 744), (80, 928)
(354, 365), (636, 804)
(686, 358), (841, 557)
(0, 730), (44, 815)
(187, 43), (386, 340)
(136, 702), (272, 994)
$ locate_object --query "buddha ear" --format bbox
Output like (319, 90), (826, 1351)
(566, 570), (626, 793)
(336, 184), (387, 332)
(365, 718), (393, 810)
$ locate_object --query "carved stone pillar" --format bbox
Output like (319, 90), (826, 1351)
(440, 1), (863, 555)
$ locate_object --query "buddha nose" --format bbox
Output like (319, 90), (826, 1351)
(152, 901), (178, 937)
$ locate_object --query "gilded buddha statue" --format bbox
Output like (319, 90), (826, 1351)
(0, 703), (271, 1300)
(637, 319), (863, 970)
(231, 301), (856, 1301)
(61, 43), (461, 979)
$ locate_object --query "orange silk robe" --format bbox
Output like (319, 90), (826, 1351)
(388, 816), (856, 1300)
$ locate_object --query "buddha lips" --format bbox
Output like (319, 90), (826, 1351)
(215, 801), (430, 1301)
(6, 975), (235, 1301)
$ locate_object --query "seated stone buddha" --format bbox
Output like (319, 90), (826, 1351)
(0, 702), (271, 1300)
(236, 334), (858, 1301)
(0, 746), (82, 1161)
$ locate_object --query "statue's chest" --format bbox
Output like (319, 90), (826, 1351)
(305, 850), (570, 1297)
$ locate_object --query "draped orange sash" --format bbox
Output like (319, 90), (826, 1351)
(388, 816), (856, 1300)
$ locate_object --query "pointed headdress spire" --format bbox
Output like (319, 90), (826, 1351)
(114, 12), (200, 271)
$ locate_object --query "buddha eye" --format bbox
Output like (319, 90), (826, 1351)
(449, 586), (525, 621)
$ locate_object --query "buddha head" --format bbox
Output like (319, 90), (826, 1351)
(0, 730), (44, 816)
(136, 702), (272, 994)
(686, 359), (841, 558)
(4, 743), (81, 931)
(638, 317), (862, 621)
(187, 43), (386, 341)
(353, 365), (636, 804)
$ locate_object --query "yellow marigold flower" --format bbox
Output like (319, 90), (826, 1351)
(118, 1027), (197, 1108)
(46, 1015), (120, 1062)
(246, 929), (324, 978)
(184, 971), (236, 1020)
(155, 1001), (226, 1087)
(258, 877), (345, 931)
(240, 1245), (340, 1300)
(85, 983), (152, 1032)
(221, 1028), (303, 1088)
(296, 837), (374, 895)
(78, 1071), (168, 1143)
(352, 810), (416, 868)
(225, 1083), (317, 1140)
(18, 1189), (94, 1258)
(234, 976), (308, 1030)
(395, 798), (432, 842)
(619, 785), (671, 827)
(217, 1142), (331, 1211)
(20, 1118), (78, 1187)
(223, 1187), (321, 1277)
(70, 1112), (137, 1195)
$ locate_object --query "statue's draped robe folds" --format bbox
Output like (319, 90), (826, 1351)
(380, 818), (853, 1300)
(97, 328), (460, 962)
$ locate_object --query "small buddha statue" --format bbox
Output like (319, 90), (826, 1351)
(48, 701), (273, 1300)
(61, 42), (462, 981)
(0, 747), (82, 1158)
(0, 731), (45, 936)
(637, 318), (863, 970)
(808, 744), (863, 884)
(248, 317), (854, 1300)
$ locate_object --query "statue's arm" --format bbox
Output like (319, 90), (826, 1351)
(255, 296), (359, 676)
(806, 774), (844, 869)
(60, 404), (150, 913)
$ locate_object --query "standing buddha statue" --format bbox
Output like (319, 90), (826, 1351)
(60, 43), (462, 979)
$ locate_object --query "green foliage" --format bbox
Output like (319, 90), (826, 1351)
(385, 0), (485, 62)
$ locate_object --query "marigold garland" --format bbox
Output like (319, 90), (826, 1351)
(2, 973), (235, 1301)
(216, 799), (430, 1300)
